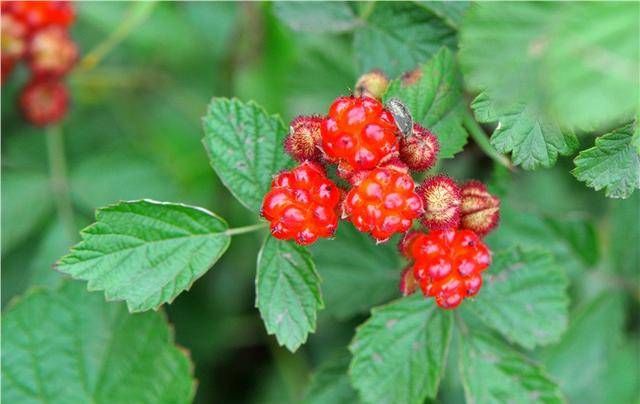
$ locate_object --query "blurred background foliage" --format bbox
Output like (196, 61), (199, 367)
(1, 2), (638, 403)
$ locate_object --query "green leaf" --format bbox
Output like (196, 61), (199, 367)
(349, 295), (452, 404)
(56, 200), (231, 312)
(384, 48), (469, 159)
(256, 236), (323, 352)
(1, 170), (53, 255)
(540, 294), (626, 403)
(472, 92), (578, 170)
(460, 2), (639, 131)
(466, 248), (569, 349)
(354, 2), (456, 78)
(414, 1), (470, 29)
(1, 282), (195, 403)
(543, 216), (600, 267)
(312, 223), (400, 319)
(304, 352), (360, 404)
(458, 330), (564, 404)
(572, 121), (640, 199)
(202, 98), (292, 212)
(609, 193), (640, 279)
(273, 2), (359, 33)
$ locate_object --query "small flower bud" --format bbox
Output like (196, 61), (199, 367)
(28, 26), (78, 77)
(284, 115), (323, 162)
(399, 124), (439, 171)
(459, 180), (500, 236)
(19, 78), (68, 126)
(399, 266), (418, 296)
(417, 175), (461, 230)
(354, 69), (389, 100)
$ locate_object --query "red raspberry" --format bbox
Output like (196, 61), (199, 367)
(417, 175), (461, 230)
(27, 25), (78, 77)
(321, 96), (399, 175)
(342, 164), (423, 243)
(5, 1), (75, 31)
(19, 78), (68, 126)
(400, 228), (491, 309)
(459, 180), (500, 236)
(399, 124), (439, 171)
(284, 115), (323, 162)
(261, 161), (341, 245)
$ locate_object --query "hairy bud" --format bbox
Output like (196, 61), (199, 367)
(459, 180), (500, 236)
(399, 124), (439, 171)
(417, 175), (461, 230)
(28, 26), (78, 77)
(354, 69), (389, 100)
(284, 115), (323, 162)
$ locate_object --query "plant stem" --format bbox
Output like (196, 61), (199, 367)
(224, 222), (268, 236)
(359, 1), (376, 21)
(462, 110), (514, 171)
(77, 2), (157, 73)
(46, 125), (76, 241)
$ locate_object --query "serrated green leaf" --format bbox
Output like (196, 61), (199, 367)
(56, 200), (231, 312)
(1, 282), (195, 403)
(466, 248), (569, 349)
(304, 352), (360, 404)
(1, 170), (53, 255)
(273, 2), (359, 33)
(540, 294), (625, 403)
(354, 2), (456, 78)
(202, 98), (292, 212)
(256, 236), (323, 352)
(384, 48), (469, 159)
(459, 330), (564, 404)
(312, 223), (400, 319)
(414, 1), (470, 29)
(460, 2), (639, 131)
(349, 295), (452, 404)
(572, 121), (640, 199)
(472, 92), (578, 170)
(543, 216), (600, 266)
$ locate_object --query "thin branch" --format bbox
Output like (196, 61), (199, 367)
(463, 110), (514, 171)
(46, 125), (77, 241)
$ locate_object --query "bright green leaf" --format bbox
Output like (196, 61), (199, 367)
(304, 352), (360, 404)
(472, 92), (578, 170)
(384, 48), (469, 158)
(202, 98), (292, 212)
(273, 2), (359, 33)
(459, 330), (564, 404)
(572, 121), (640, 199)
(466, 248), (569, 349)
(256, 236), (323, 352)
(1, 282), (195, 403)
(312, 223), (400, 319)
(1, 170), (53, 255)
(56, 200), (231, 312)
(354, 2), (456, 78)
(349, 295), (452, 404)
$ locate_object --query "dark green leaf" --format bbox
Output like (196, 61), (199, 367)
(572, 121), (640, 199)
(414, 1), (470, 29)
(56, 200), (231, 312)
(256, 236), (323, 352)
(273, 2), (359, 33)
(354, 2), (456, 78)
(609, 193), (640, 279)
(467, 248), (569, 349)
(202, 98), (292, 212)
(1, 282), (195, 403)
(304, 352), (360, 404)
(349, 295), (452, 404)
(384, 48), (468, 158)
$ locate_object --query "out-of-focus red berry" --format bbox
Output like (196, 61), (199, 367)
(27, 25), (77, 77)
(19, 78), (68, 126)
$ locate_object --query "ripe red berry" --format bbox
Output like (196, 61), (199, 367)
(321, 96), (399, 175)
(284, 115), (323, 162)
(19, 78), (68, 126)
(28, 25), (78, 77)
(342, 165), (423, 243)
(6, 1), (75, 31)
(417, 175), (461, 230)
(399, 124), (439, 171)
(261, 161), (341, 246)
(401, 228), (491, 309)
(459, 180), (500, 236)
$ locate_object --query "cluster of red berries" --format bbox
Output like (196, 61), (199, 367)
(261, 73), (500, 308)
(1, 1), (77, 126)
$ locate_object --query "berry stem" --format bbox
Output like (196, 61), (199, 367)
(76, 2), (157, 72)
(46, 125), (77, 242)
(462, 110), (514, 171)
(224, 222), (268, 236)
